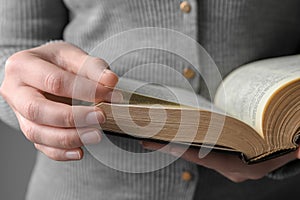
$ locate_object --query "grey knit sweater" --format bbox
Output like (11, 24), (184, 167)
(1, 0), (300, 200)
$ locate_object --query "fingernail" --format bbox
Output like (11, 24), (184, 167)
(65, 151), (81, 160)
(81, 130), (101, 145)
(106, 91), (123, 103)
(86, 111), (106, 124)
(102, 69), (119, 87)
(103, 69), (118, 78)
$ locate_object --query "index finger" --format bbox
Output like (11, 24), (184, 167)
(30, 42), (119, 87)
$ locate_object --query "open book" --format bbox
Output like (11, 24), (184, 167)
(96, 55), (300, 163)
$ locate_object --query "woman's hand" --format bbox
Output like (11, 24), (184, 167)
(0, 42), (120, 161)
(141, 141), (300, 182)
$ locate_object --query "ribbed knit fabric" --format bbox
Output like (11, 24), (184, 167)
(1, 0), (300, 200)
(0, 0), (68, 128)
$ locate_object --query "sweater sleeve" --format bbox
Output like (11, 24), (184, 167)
(0, 0), (69, 129)
(267, 159), (300, 180)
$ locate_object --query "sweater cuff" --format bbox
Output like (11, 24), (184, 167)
(266, 159), (300, 180)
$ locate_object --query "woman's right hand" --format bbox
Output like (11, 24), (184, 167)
(0, 42), (120, 161)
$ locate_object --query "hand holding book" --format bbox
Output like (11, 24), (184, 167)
(141, 141), (300, 182)
(97, 55), (300, 163)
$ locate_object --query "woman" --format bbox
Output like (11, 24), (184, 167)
(1, 0), (300, 199)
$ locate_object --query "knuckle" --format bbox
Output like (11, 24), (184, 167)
(22, 124), (36, 142)
(5, 50), (30, 74)
(23, 101), (39, 122)
(58, 134), (79, 149)
(44, 72), (64, 94)
(53, 51), (67, 69)
(62, 109), (75, 127)
(34, 143), (42, 152)
(4, 59), (16, 75)
(5, 52), (22, 71)
(0, 83), (11, 101)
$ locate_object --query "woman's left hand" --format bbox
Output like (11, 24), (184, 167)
(141, 141), (300, 182)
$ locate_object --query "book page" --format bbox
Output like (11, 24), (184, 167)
(214, 55), (300, 135)
(116, 78), (223, 113)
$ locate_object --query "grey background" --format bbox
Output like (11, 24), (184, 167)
(0, 120), (36, 200)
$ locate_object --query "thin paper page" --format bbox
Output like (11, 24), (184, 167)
(215, 55), (300, 134)
(116, 77), (223, 112)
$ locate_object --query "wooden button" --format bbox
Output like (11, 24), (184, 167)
(180, 1), (191, 13)
(181, 171), (192, 181)
(183, 67), (195, 79)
